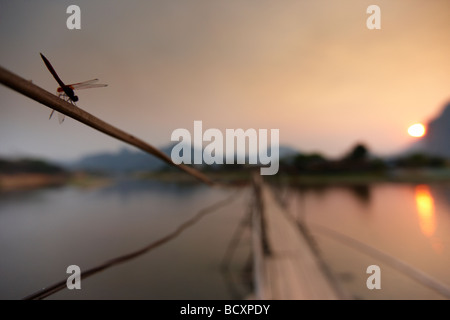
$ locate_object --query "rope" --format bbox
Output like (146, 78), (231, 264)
(23, 190), (242, 300)
(311, 224), (450, 299)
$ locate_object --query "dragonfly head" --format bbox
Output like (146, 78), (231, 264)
(72, 95), (79, 102)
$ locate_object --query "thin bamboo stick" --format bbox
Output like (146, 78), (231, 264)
(312, 224), (450, 299)
(23, 190), (241, 300)
(0, 65), (214, 186)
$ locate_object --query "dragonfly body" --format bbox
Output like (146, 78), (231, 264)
(40, 53), (106, 123)
(58, 85), (78, 102)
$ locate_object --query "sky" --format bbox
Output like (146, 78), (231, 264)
(0, 0), (449, 162)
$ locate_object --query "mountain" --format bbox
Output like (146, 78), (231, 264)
(405, 101), (450, 158)
(422, 101), (450, 158)
(68, 144), (300, 173)
(69, 147), (171, 173)
(0, 157), (66, 174)
(277, 145), (301, 159)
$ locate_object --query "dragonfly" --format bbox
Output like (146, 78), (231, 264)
(40, 53), (107, 123)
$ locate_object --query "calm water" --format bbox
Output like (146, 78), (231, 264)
(1, 179), (449, 299)
(281, 182), (450, 300)
(0, 180), (253, 300)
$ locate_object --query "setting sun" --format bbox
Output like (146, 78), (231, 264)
(408, 123), (426, 138)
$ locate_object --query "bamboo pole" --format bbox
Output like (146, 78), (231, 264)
(23, 190), (241, 300)
(0, 65), (214, 186)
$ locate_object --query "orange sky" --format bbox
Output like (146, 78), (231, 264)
(0, 0), (449, 160)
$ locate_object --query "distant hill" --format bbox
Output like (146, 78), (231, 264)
(68, 144), (300, 173)
(0, 158), (66, 175)
(277, 145), (300, 159)
(69, 147), (171, 173)
(405, 101), (450, 158)
(422, 101), (450, 158)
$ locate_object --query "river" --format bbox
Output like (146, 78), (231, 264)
(0, 179), (449, 299)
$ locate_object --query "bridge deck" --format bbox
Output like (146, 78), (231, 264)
(253, 184), (342, 300)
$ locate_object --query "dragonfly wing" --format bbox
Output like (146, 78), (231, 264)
(49, 109), (55, 119)
(67, 79), (99, 88)
(58, 112), (65, 124)
(71, 83), (108, 90)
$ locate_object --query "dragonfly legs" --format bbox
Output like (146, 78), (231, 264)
(59, 93), (77, 106)
(49, 93), (77, 123)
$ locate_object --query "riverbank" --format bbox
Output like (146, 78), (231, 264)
(0, 173), (68, 191)
(267, 168), (450, 186)
(3, 167), (450, 192)
(0, 172), (112, 192)
(140, 168), (450, 186)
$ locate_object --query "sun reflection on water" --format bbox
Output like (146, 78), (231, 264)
(415, 185), (443, 253)
(415, 185), (435, 237)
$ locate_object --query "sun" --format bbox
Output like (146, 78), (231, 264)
(408, 123), (426, 138)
